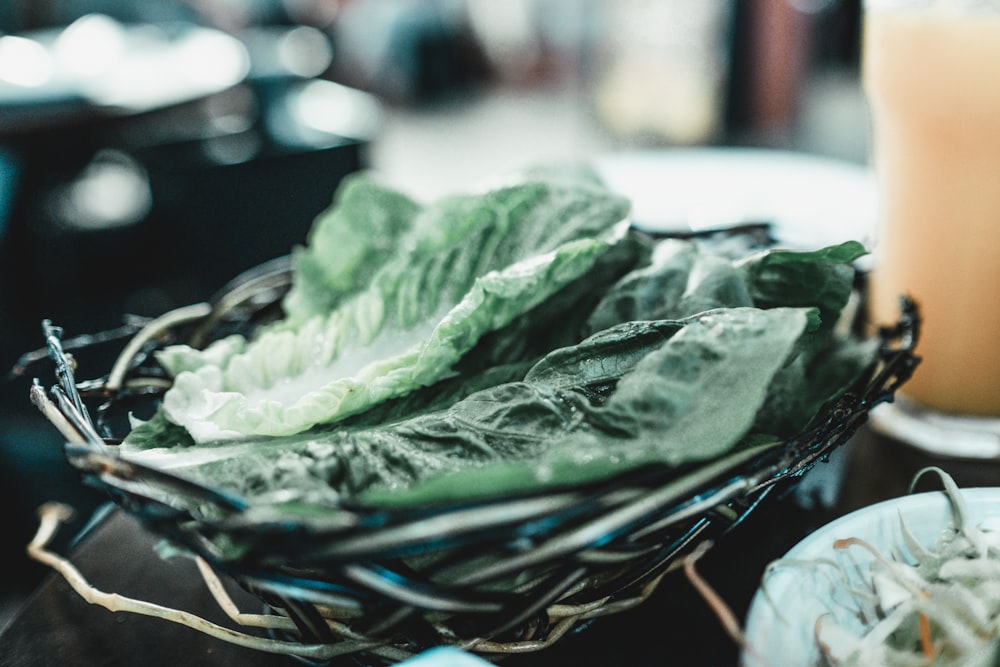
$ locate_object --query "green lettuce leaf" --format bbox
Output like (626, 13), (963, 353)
(586, 238), (864, 333)
(363, 305), (817, 506)
(123, 307), (813, 510)
(150, 175), (632, 442)
(583, 237), (870, 437)
(281, 174), (420, 327)
(117, 169), (879, 521)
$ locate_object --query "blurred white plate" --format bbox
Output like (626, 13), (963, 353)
(741, 487), (1000, 667)
(595, 148), (877, 251)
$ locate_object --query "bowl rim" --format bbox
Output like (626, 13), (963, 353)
(741, 486), (1000, 667)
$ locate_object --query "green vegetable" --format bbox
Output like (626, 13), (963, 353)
(121, 166), (877, 511)
(282, 176), (419, 327)
(154, 171), (632, 442)
(125, 307), (810, 507)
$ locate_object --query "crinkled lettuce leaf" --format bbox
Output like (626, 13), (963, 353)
(585, 237), (866, 334)
(583, 237), (873, 437)
(123, 306), (814, 509)
(147, 174), (632, 442)
(363, 305), (817, 506)
(281, 175), (420, 327)
(119, 171), (879, 519)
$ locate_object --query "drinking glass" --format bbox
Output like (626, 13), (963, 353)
(863, 0), (1000, 457)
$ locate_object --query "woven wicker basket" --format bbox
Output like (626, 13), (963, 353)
(27, 247), (920, 665)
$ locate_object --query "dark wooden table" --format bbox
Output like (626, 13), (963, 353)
(2, 424), (997, 667)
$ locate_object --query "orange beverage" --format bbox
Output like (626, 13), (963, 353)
(864, 4), (1000, 416)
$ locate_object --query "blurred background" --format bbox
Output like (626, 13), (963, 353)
(0, 0), (868, 621)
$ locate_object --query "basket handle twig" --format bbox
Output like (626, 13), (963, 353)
(105, 302), (212, 394)
(25, 503), (388, 662)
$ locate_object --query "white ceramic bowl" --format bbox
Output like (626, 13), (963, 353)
(741, 487), (1000, 667)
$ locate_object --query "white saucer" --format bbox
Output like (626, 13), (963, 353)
(595, 147), (877, 252)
